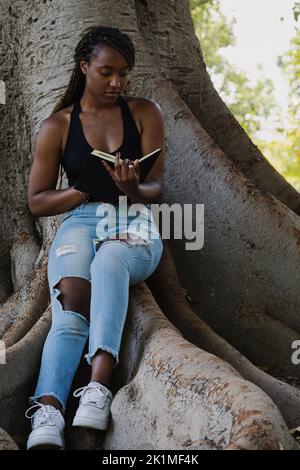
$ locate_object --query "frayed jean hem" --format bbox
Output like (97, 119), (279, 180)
(84, 345), (119, 369)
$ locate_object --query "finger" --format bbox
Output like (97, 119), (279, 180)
(127, 161), (134, 170)
(114, 153), (122, 175)
(116, 151), (122, 163)
(101, 161), (115, 180)
(121, 159), (130, 179)
(128, 164), (136, 178)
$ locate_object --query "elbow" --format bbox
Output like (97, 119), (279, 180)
(28, 194), (41, 217)
(151, 181), (163, 203)
(157, 180), (163, 198)
(28, 202), (39, 217)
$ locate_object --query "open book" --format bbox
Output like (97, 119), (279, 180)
(74, 148), (162, 202)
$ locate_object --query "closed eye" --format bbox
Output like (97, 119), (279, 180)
(100, 72), (128, 78)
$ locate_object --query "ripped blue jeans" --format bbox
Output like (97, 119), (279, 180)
(30, 199), (163, 412)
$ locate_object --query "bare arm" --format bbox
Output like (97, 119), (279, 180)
(27, 115), (88, 217)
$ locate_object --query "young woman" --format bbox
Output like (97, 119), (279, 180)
(26, 25), (165, 450)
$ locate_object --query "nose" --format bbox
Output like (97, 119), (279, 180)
(110, 75), (121, 88)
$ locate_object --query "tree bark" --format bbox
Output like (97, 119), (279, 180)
(0, 0), (299, 450)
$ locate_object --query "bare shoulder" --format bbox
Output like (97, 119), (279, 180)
(123, 95), (163, 132)
(37, 104), (73, 150)
(39, 105), (68, 130)
(124, 95), (162, 113)
(50, 104), (73, 128)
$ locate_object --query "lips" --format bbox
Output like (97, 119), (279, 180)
(105, 92), (120, 95)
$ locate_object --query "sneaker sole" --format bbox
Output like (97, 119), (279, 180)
(28, 443), (64, 450)
(27, 434), (64, 450)
(72, 415), (109, 430)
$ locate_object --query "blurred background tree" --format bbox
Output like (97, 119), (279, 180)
(190, 0), (300, 191)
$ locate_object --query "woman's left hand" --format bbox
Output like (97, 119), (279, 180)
(101, 151), (140, 197)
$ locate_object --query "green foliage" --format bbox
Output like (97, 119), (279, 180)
(222, 71), (279, 137)
(190, 0), (279, 139)
(190, 0), (299, 191)
(189, 0), (236, 75)
(293, 2), (300, 22)
(278, 32), (300, 119)
(258, 136), (300, 192)
(272, 26), (300, 191)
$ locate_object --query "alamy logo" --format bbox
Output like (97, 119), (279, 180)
(291, 340), (300, 365)
(94, 196), (204, 251)
(0, 340), (6, 365)
(0, 81), (5, 105)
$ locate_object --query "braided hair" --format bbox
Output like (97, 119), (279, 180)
(53, 26), (135, 114)
(53, 25), (135, 189)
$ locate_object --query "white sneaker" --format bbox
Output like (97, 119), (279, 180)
(72, 382), (113, 430)
(25, 402), (65, 450)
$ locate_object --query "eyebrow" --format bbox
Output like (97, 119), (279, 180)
(99, 64), (129, 70)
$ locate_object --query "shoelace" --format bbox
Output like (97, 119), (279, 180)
(73, 384), (110, 408)
(25, 401), (59, 428)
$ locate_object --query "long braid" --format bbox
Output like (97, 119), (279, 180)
(53, 25), (135, 190)
(53, 62), (84, 114)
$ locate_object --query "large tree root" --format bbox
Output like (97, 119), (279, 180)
(147, 241), (300, 429)
(0, 255), (49, 345)
(102, 283), (297, 450)
(10, 230), (41, 293)
(0, 284), (297, 449)
(0, 219), (59, 346)
(142, 80), (300, 372)
(0, 307), (51, 448)
(0, 428), (19, 450)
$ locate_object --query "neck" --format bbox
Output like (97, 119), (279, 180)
(80, 90), (120, 112)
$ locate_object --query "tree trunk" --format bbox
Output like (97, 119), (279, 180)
(0, 0), (299, 450)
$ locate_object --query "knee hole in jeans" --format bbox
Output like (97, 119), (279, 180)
(54, 277), (91, 321)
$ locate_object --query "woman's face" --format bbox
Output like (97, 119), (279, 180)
(80, 45), (130, 102)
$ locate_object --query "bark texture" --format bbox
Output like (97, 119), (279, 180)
(0, 0), (299, 450)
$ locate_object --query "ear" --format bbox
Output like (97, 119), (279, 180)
(80, 60), (88, 76)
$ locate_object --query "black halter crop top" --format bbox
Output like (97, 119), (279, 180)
(61, 95), (142, 202)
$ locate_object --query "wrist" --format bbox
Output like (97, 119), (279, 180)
(71, 186), (90, 202)
(126, 183), (141, 202)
